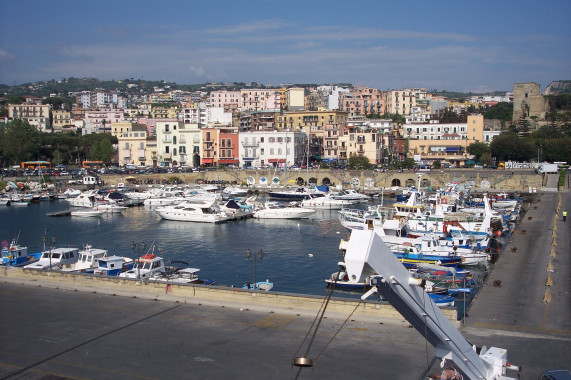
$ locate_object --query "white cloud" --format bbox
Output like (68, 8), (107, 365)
(0, 49), (15, 62)
(188, 65), (205, 77)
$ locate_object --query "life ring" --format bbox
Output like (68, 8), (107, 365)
(141, 254), (156, 260)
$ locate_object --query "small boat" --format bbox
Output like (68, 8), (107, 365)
(59, 245), (108, 272)
(151, 267), (215, 285)
(92, 255), (134, 276)
(268, 186), (327, 201)
(1, 238), (42, 266)
(242, 280), (273, 291)
(94, 202), (127, 214)
(329, 189), (370, 203)
(253, 201), (316, 219)
(428, 293), (455, 307)
(300, 193), (355, 210)
(23, 247), (80, 270)
(119, 253), (166, 279)
(65, 192), (97, 208)
(71, 208), (105, 217)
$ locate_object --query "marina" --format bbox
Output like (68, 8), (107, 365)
(0, 191), (569, 379)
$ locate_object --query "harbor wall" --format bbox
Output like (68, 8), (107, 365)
(1, 267), (458, 322)
(98, 169), (543, 193)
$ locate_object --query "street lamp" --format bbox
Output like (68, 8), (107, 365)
(42, 233), (56, 270)
(245, 248), (264, 289)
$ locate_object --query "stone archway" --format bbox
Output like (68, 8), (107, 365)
(308, 177), (317, 185)
(296, 177), (304, 185)
(421, 179), (431, 188)
(322, 177), (331, 185)
(391, 178), (401, 187)
(405, 178), (416, 187)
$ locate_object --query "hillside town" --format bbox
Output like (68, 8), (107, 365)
(1, 80), (570, 170)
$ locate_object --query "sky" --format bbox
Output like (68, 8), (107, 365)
(0, 0), (570, 93)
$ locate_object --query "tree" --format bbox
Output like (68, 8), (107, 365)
(432, 160), (441, 169)
(483, 102), (513, 123)
(467, 142), (490, 161)
(348, 155), (371, 169)
(490, 133), (535, 162)
(0, 119), (40, 165)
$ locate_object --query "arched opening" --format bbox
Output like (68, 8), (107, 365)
(193, 154), (200, 168)
(405, 178), (416, 187)
(322, 177), (331, 185)
(308, 177), (317, 185)
(421, 179), (431, 188)
(296, 177), (304, 185)
(391, 178), (401, 187)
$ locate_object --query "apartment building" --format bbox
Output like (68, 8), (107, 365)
(240, 89), (281, 111)
(338, 87), (383, 116)
(117, 124), (155, 167)
(209, 90), (241, 110)
(7, 103), (51, 132)
(155, 120), (202, 167)
(285, 87), (305, 110)
(83, 109), (125, 135)
(406, 114), (485, 166)
(52, 109), (73, 131)
(239, 131), (306, 168)
(382, 88), (427, 115)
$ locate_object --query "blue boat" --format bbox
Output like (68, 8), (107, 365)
(91, 255), (135, 276)
(242, 280), (273, 291)
(1, 238), (42, 266)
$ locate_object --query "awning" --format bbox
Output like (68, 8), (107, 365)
(202, 158), (213, 164)
(268, 159), (286, 163)
(465, 159), (476, 165)
(445, 147), (460, 152)
(218, 159), (239, 164)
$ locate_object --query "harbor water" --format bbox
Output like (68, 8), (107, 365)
(0, 198), (504, 313)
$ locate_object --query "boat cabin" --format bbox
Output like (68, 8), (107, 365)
(119, 254), (165, 279)
(94, 256), (133, 276)
(61, 245), (108, 272)
(24, 247), (80, 270)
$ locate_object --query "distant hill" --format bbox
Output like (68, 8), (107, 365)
(544, 80), (571, 95)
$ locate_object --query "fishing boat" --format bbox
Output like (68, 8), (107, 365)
(59, 245), (108, 272)
(1, 237), (42, 266)
(23, 247), (80, 270)
(151, 264), (215, 285)
(92, 255), (134, 276)
(119, 253), (166, 279)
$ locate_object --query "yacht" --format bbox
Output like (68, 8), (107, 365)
(253, 201), (316, 219)
(155, 201), (231, 223)
(329, 189), (371, 203)
(300, 193), (355, 210)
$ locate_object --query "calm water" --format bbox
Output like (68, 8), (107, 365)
(1, 197), (501, 314)
(0, 199), (371, 297)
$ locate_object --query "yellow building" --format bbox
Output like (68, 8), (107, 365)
(52, 110), (73, 131)
(117, 124), (154, 167)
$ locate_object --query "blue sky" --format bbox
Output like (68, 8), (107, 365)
(1, 0), (570, 92)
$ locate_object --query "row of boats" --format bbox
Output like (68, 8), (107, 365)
(1, 238), (274, 290)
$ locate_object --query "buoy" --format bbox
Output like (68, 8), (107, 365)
(308, 254), (313, 257)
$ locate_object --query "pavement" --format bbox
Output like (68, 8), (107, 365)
(1, 191), (570, 379)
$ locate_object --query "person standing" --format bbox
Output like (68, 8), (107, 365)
(563, 210), (567, 222)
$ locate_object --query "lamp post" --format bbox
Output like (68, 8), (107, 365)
(130, 241), (147, 279)
(42, 233), (56, 270)
(245, 248), (264, 288)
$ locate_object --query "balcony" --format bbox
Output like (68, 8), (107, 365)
(162, 153), (172, 160)
(241, 141), (259, 148)
(162, 138), (171, 143)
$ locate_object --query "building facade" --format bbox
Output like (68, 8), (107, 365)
(7, 104), (51, 132)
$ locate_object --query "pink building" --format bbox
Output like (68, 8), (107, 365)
(209, 90), (241, 110)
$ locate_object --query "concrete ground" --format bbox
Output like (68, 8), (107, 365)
(1, 192), (569, 379)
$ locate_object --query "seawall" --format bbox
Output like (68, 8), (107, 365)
(1, 266), (458, 323)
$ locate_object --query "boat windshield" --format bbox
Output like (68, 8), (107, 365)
(134, 261), (152, 270)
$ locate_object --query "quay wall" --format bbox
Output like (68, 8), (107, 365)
(1, 267), (458, 322)
(99, 169), (543, 193)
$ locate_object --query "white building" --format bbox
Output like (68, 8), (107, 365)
(83, 109), (125, 135)
(207, 107), (233, 126)
(239, 131), (306, 168)
(285, 87), (305, 110)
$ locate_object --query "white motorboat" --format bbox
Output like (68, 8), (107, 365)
(119, 253), (166, 279)
(300, 193), (355, 210)
(65, 192), (97, 208)
(155, 201), (231, 223)
(253, 201), (316, 219)
(95, 202), (127, 213)
(71, 208), (105, 217)
(222, 186), (249, 197)
(24, 247), (80, 270)
(330, 189), (370, 202)
(60, 245), (108, 272)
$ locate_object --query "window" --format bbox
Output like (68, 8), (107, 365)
(125, 142), (130, 149)
(165, 146), (170, 153)
(173, 136), (177, 144)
